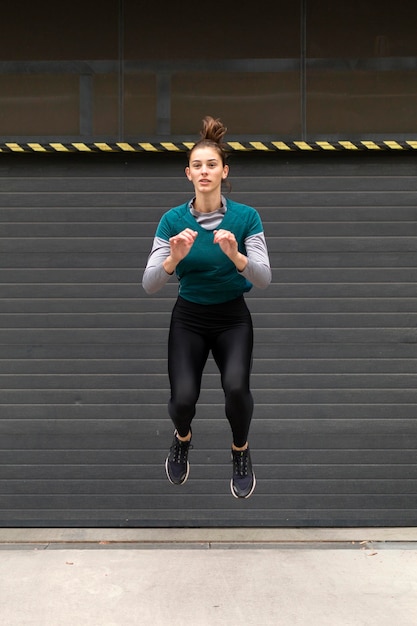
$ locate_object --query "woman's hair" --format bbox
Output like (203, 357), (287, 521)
(188, 116), (228, 165)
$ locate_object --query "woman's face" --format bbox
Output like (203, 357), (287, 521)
(185, 146), (228, 194)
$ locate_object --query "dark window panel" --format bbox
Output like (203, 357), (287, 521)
(307, 70), (417, 136)
(0, 75), (79, 135)
(172, 72), (301, 136)
(307, 0), (417, 58)
(124, 1), (300, 60)
(1, 0), (118, 61)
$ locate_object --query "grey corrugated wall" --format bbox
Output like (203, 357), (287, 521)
(1, 150), (416, 527)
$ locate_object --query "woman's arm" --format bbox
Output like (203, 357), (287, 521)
(240, 232), (272, 289)
(141, 237), (172, 294)
(142, 228), (198, 294)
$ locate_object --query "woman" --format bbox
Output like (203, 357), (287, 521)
(142, 116), (271, 498)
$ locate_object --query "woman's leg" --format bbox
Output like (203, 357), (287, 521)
(167, 304), (210, 438)
(212, 316), (254, 448)
(212, 310), (256, 498)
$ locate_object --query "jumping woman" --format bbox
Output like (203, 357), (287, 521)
(142, 116), (271, 498)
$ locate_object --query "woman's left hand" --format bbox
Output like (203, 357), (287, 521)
(213, 229), (248, 271)
(213, 229), (238, 258)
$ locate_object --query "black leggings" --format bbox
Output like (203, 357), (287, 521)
(168, 295), (254, 448)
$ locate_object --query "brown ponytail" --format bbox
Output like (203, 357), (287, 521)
(188, 116), (228, 165)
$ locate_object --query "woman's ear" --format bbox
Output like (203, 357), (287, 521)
(185, 166), (192, 181)
(222, 164), (229, 180)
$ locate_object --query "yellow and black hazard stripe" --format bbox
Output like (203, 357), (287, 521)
(1, 140), (417, 153)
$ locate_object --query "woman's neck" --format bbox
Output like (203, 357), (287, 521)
(193, 192), (222, 214)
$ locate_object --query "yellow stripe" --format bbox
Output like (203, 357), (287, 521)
(406, 141), (417, 149)
(361, 141), (381, 150)
(50, 143), (70, 152)
(250, 142), (270, 151)
(294, 141), (314, 150)
(227, 142), (248, 151)
(339, 141), (359, 150)
(183, 142), (195, 150)
(271, 141), (292, 151)
(72, 143), (92, 152)
(116, 142), (135, 151)
(384, 141), (403, 150)
(316, 141), (336, 150)
(28, 143), (47, 152)
(138, 142), (159, 151)
(5, 143), (25, 152)
(160, 142), (180, 151)
(94, 142), (113, 151)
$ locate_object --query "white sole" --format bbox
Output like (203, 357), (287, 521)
(165, 457), (190, 486)
(230, 472), (256, 499)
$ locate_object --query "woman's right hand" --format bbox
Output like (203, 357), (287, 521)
(163, 228), (198, 274)
(169, 228), (198, 263)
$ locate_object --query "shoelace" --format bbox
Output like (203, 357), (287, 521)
(233, 450), (249, 477)
(171, 438), (191, 464)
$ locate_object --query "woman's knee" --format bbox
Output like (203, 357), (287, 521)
(222, 369), (249, 398)
(169, 387), (199, 418)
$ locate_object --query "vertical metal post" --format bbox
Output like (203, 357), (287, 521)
(300, 0), (307, 141)
(79, 74), (93, 138)
(118, 0), (125, 141)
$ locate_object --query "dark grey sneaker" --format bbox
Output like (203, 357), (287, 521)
(165, 430), (192, 485)
(231, 447), (256, 499)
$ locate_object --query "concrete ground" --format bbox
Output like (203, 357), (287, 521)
(0, 528), (416, 626)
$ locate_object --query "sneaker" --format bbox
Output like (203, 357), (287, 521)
(230, 446), (256, 499)
(165, 430), (192, 485)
